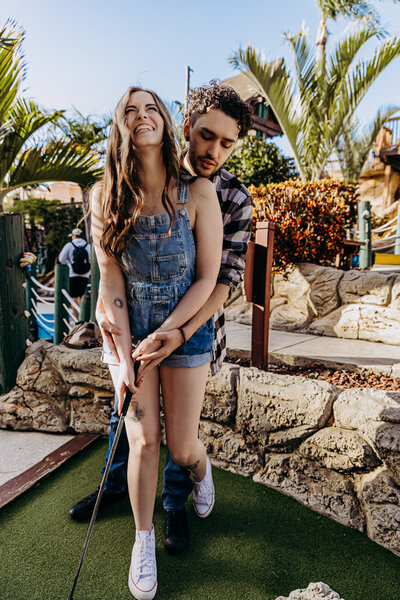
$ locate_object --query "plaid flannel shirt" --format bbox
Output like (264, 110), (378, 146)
(181, 154), (253, 375)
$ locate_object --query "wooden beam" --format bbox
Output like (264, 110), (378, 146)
(0, 433), (101, 509)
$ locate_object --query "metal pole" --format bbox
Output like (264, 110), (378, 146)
(358, 200), (372, 269)
(54, 264), (70, 344)
(26, 261), (38, 340)
(394, 205), (400, 255)
(184, 66), (193, 117)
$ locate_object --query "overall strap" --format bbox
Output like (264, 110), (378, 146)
(177, 180), (189, 205)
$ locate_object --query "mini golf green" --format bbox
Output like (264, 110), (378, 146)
(0, 438), (399, 600)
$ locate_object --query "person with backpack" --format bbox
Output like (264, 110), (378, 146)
(58, 228), (91, 315)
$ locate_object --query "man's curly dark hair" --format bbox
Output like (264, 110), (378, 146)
(187, 80), (253, 138)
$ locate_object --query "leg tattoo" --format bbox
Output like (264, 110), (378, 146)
(127, 401), (145, 422)
(183, 460), (200, 475)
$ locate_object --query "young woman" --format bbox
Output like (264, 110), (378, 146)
(91, 87), (222, 599)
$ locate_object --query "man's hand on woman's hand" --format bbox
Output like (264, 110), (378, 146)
(96, 298), (122, 363)
(132, 329), (184, 378)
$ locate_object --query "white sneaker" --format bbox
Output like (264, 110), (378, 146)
(193, 457), (215, 518)
(128, 525), (157, 599)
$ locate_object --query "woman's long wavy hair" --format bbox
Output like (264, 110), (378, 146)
(100, 86), (180, 264)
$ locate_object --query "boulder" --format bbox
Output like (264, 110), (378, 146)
(199, 420), (263, 476)
(307, 303), (400, 345)
(359, 468), (400, 556)
(305, 305), (360, 339)
(334, 389), (400, 484)
(275, 582), (345, 600)
(254, 453), (364, 530)
(201, 363), (238, 424)
(339, 270), (394, 306)
(267, 425), (318, 453)
(298, 427), (379, 472)
(296, 263), (343, 317)
(0, 388), (69, 432)
(46, 345), (114, 391)
(237, 368), (337, 446)
(224, 295), (252, 325)
(271, 267), (313, 331)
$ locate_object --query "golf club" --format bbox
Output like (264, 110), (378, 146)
(67, 360), (139, 600)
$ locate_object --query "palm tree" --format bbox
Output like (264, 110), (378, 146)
(230, 25), (400, 181)
(316, 1), (400, 70)
(0, 21), (102, 211)
(335, 107), (399, 181)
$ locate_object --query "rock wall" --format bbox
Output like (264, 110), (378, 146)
(1, 341), (400, 556)
(225, 264), (400, 346)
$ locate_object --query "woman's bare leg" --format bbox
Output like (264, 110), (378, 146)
(109, 365), (161, 532)
(160, 364), (209, 481)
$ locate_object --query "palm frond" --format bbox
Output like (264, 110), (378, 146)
(0, 25), (25, 124)
(2, 140), (103, 198)
(337, 105), (399, 180)
(0, 99), (64, 183)
(230, 46), (305, 179)
(332, 35), (400, 143)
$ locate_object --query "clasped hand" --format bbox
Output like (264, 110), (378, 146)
(96, 300), (184, 381)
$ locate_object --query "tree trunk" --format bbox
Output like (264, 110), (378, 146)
(316, 12), (328, 73)
(82, 186), (91, 242)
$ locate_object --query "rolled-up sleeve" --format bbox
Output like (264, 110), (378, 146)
(217, 189), (253, 290)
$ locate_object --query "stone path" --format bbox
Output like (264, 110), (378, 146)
(226, 322), (400, 376)
(0, 430), (74, 486)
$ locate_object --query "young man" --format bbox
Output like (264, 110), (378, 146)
(68, 81), (253, 554)
(58, 228), (91, 316)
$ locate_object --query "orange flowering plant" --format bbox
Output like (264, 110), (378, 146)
(250, 179), (359, 272)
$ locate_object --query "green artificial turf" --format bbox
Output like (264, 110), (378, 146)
(1, 438), (399, 600)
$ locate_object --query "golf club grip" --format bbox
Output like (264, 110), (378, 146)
(120, 360), (139, 416)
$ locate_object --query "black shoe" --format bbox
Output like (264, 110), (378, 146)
(68, 489), (126, 522)
(162, 508), (189, 555)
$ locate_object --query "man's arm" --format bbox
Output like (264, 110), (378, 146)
(133, 283), (230, 376)
(58, 242), (70, 265)
(134, 183), (253, 374)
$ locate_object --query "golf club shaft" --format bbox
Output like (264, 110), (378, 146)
(68, 371), (137, 599)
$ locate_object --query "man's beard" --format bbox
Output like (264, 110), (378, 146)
(188, 148), (218, 177)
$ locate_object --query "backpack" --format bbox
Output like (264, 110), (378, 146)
(71, 241), (90, 275)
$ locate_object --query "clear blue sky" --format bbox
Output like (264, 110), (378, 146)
(7, 0), (400, 156)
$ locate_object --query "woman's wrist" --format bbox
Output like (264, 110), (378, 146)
(178, 326), (187, 345)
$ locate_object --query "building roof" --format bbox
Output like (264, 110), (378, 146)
(222, 73), (283, 138)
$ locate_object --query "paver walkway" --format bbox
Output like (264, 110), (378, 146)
(226, 321), (400, 375)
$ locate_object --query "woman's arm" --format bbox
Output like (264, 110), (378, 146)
(154, 177), (223, 333)
(91, 187), (136, 397)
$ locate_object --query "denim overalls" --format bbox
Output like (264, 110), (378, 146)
(102, 180), (214, 367)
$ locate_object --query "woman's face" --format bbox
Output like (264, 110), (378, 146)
(125, 90), (164, 149)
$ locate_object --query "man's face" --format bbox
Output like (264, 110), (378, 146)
(185, 108), (240, 177)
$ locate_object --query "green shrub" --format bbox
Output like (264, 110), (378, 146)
(250, 179), (359, 271)
(224, 137), (297, 186)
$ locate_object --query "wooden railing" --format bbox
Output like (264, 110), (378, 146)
(380, 116), (400, 150)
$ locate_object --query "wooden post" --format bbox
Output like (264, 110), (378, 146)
(90, 245), (100, 324)
(358, 201), (372, 268)
(0, 214), (28, 394)
(243, 221), (275, 370)
(54, 264), (70, 344)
